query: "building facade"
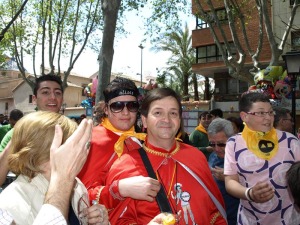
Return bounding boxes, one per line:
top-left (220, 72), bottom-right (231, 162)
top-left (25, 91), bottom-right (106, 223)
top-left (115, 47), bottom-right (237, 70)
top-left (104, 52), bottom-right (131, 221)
top-left (0, 58), bottom-right (88, 116)
top-left (0, 57), bottom-right (148, 117)
top-left (191, 0), bottom-right (300, 125)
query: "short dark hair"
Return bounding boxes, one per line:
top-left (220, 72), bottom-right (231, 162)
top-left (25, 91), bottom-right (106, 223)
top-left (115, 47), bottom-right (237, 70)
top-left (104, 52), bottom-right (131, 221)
top-left (103, 77), bottom-right (138, 103)
top-left (199, 111), bottom-right (211, 120)
top-left (226, 116), bottom-right (244, 132)
top-left (239, 92), bottom-right (270, 113)
top-left (34, 74), bottom-right (63, 96)
top-left (210, 108), bottom-right (223, 118)
top-left (9, 109), bottom-right (24, 121)
top-left (286, 162), bottom-right (300, 208)
top-left (273, 107), bottom-right (291, 127)
top-left (140, 87), bottom-right (182, 118)
top-left (93, 101), bottom-right (106, 125)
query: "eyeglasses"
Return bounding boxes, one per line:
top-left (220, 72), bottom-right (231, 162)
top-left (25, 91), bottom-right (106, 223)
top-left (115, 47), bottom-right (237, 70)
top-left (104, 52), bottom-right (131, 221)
top-left (108, 101), bottom-right (139, 113)
top-left (209, 143), bottom-right (226, 147)
top-left (246, 111), bottom-right (275, 117)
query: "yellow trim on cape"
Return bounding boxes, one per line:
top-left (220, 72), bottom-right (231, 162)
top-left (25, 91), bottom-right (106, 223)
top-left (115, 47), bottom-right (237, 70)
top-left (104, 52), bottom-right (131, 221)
top-left (241, 124), bottom-right (278, 160)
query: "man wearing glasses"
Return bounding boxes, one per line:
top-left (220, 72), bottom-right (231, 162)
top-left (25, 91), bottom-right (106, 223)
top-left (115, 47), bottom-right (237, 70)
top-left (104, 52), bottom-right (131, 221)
top-left (273, 107), bottom-right (294, 133)
top-left (207, 118), bottom-right (239, 225)
top-left (78, 77), bottom-right (160, 211)
top-left (224, 92), bottom-right (300, 224)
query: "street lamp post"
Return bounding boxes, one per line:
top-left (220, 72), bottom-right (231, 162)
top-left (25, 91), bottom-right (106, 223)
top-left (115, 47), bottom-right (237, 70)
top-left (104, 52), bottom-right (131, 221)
top-left (282, 50), bottom-right (300, 135)
top-left (61, 103), bottom-right (67, 115)
top-left (138, 44), bottom-right (144, 87)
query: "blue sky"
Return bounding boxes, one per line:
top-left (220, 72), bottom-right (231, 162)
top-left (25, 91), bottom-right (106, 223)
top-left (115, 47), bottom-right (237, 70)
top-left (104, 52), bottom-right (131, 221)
top-left (72, 7), bottom-right (193, 79)
top-left (22, 4), bottom-right (193, 80)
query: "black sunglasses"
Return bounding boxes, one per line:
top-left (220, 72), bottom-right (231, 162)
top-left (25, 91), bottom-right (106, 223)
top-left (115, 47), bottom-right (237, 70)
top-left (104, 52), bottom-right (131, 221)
top-left (209, 143), bottom-right (226, 147)
top-left (108, 101), bottom-right (139, 113)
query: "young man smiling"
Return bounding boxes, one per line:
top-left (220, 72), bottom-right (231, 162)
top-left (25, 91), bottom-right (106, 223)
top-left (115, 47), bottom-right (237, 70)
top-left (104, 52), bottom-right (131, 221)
top-left (224, 92), bottom-right (300, 224)
top-left (0, 74), bottom-right (64, 187)
top-left (33, 74), bottom-right (64, 113)
top-left (189, 111), bottom-right (213, 160)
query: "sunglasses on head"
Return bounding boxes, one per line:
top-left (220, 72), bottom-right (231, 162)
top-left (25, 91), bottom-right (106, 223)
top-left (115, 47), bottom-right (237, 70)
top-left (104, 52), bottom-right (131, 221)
top-left (209, 143), bottom-right (226, 147)
top-left (108, 101), bottom-right (139, 113)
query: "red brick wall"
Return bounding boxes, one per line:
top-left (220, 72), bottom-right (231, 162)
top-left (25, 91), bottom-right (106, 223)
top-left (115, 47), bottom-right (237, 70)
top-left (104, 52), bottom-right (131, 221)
top-left (192, 0), bottom-right (273, 70)
top-left (192, 0), bottom-right (225, 13)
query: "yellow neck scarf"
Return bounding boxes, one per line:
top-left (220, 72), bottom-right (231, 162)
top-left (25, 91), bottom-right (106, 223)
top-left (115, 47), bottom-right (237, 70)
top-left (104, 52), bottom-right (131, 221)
top-left (101, 118), bottom-right (146, 157)
top-left (241, 124), bottom-right (278, 160)
top-left (195, 124), bottom-right (207, 134)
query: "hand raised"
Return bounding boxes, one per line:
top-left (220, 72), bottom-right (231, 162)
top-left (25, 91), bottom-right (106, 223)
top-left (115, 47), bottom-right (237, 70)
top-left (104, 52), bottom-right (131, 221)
top-left (50, 119), bottom-right (93, 181)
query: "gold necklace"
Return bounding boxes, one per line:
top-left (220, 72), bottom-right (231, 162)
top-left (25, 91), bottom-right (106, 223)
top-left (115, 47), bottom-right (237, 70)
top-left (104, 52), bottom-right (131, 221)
top-left (142, 141), bottom-right (180, 157)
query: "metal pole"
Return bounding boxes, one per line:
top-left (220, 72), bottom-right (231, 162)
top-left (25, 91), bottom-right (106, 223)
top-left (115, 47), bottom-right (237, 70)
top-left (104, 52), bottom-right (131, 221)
top-left (62, 103), bottom-right (67, 115)
top-left (291, 74), bottom-right (296, 135)
top-left (138, 44), bottom-right (144, 87)
top-left (282, 51), bottom-right (300, 135)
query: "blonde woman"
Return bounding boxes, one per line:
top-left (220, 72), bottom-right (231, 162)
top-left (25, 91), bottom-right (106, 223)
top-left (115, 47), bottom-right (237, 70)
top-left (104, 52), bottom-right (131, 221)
top-left (0, 111), bottom-right (108, 225)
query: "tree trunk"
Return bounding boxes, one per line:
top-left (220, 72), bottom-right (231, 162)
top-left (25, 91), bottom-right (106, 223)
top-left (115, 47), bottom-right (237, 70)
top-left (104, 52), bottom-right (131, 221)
top-left (204, 77), bottom-right (210, 100)
top-left (183, 72), bottom-right (189, 101)
top-left (192, 73), bottom-right (199, 101)
top-left (96, 0), bottom-right (121, 102)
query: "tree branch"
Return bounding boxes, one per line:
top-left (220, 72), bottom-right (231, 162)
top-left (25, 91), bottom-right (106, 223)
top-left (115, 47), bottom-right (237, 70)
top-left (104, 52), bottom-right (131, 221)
top-left (0, 0), bottom-right (28, 42)
top-left (279, 1), bottom-right (300, 51)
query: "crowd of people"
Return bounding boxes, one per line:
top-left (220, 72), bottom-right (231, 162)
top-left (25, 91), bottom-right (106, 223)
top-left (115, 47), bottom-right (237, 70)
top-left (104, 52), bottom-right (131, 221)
top-left (0, 74), bottom-right (300, 225)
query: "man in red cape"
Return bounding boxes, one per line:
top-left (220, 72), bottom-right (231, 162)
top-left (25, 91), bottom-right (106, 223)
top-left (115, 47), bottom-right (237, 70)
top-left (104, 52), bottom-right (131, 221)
top-left (106, 88), bottom-right (227, 225)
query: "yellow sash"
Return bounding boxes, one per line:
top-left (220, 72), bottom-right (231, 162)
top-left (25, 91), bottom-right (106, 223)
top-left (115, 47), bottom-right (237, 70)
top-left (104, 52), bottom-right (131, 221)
top-left (195, 124), bottom-right (207, 134)
top-left (101, 118), bottom-right (146, 157)
top-left (241, 124), bottom-right (278, 160)
top-left (175, 131), bottom-right (184, 142)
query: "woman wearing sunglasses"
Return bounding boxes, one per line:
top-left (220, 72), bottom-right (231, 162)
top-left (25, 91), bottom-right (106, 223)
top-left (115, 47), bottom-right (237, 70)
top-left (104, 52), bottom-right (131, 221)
top-left (78, 77), bottom-right (160, 218)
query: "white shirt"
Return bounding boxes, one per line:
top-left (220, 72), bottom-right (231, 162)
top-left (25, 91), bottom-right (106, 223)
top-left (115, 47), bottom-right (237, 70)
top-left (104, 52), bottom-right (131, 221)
top-left (0, 204), bottom-right (67, 225)
top-left (0, 174), bottom-right (88, 225)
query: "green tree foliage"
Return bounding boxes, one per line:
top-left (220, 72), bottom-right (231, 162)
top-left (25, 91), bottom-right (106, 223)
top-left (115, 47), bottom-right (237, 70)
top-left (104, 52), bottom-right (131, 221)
top-left (152, 23), bottom-right (198, 101)
top-left (0, 0), bottom-right (102, 91)
top-left (3, 0), bottom-right (297, 101)
top-left (1, 0), bottom-right (194, 101)
top-left (145, 0), bottom-right (190, 43)
top-left (95, 0), bottom-right (192, 102)
top-left (0, 0), bottom-right (28, 43)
